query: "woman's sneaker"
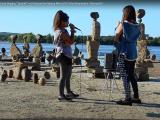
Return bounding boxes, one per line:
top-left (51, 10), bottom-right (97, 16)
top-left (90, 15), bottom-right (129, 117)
top-left (116, 99), bottom-right (132, 106)
top-left (131, 98), bottom-right (142, 104)
top-left (66, 91), bottom-right (79, 98)
top-left (58, 95), bottom-right (72, 101)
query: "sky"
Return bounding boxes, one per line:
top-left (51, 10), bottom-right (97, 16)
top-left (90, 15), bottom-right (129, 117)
top-left (0, 1), bottom-right (159, 37)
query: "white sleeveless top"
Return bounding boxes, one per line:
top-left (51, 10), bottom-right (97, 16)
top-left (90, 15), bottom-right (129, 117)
top-left (54, 28), bottom-right (72, 58)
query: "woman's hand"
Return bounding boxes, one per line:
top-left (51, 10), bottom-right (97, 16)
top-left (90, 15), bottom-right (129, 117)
top-left (69, 23), bottom-right (76, 33)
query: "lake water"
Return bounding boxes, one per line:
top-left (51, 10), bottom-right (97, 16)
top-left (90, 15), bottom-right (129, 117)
top-left (0, 42), bottom-right (160, 65)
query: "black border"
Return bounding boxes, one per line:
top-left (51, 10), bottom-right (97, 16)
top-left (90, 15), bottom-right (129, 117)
top-left (0, 0), bottom-right (160, 3)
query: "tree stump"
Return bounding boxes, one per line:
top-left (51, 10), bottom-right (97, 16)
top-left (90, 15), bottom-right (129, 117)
top-left (21, 68), bottom-right (32, 82)
top-left (14, 67), bottom-right (23, 80)
top-left (33, 73), bottom-right (39, 84)
top-left (44, 71), bottom-right (50, 79)
top-left (0, 70), bottom-right (8, 82)
top-left (8, 70), bottom-right (14, 78)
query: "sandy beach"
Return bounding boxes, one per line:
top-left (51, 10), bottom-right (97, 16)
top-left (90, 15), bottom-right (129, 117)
top-left (0, 62), bottom-right (160, 120)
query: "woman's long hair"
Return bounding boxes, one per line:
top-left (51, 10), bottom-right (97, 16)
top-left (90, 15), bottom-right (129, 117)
top-left (122, 5), bottom-right (136, 23)
top-left (53, 10), bottom-right (69, 31)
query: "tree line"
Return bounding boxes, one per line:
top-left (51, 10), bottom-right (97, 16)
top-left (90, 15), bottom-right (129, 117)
top-left (0, 32), bottom-right (160, 46)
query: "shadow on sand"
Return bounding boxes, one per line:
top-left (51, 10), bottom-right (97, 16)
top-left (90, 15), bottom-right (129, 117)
top-left (73, 97), bottom-right (160, 109)
top-left (71, 97), bottom-right (117, 105)
top-left (148, 77), bottom-right (160, 82)
top-left (46, 82), bottom-right (58, 86)
top-left (146, 112), bottom-right (160, 118)
top-left (137, 102), bottom-right (160, 109)
top-left (153, 92), bottom-right (160, 95)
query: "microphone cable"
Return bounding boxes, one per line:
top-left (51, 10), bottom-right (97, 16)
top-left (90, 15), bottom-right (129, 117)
top-left (78, 30), bottom-right (85, 95)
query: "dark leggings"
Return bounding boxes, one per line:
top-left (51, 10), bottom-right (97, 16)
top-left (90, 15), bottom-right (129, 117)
top-left (59, 60), bottom-right (72, 97)
top-left (118, 54), bottom-right (139, 99)
top-left (125, 60), bottom-right (139, 99)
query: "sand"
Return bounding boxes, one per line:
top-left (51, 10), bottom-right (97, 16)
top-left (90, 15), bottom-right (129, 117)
top-left (0, 62), bottom-right (160, 120)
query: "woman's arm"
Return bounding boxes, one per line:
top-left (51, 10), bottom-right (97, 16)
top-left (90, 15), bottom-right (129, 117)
top-left (114, 22), bottom-right (123, 43)
top-left (61, 29), bottom-right (75, 46)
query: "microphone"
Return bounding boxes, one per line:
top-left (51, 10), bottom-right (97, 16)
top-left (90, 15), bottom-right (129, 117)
top-left (69, 23), bottom-right (82, 31)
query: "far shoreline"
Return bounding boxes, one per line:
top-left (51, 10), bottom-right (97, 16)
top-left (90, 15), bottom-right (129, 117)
top-left (0, 41), bottom-right (160, 47)
top-left (0, 32), bottom-right (160, 46)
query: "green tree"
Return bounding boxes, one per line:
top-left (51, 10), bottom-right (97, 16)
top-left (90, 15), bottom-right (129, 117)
top-left (26, 33), bottom-right (36, 43)
top-left (45, 34), bottom-right (53, 43)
